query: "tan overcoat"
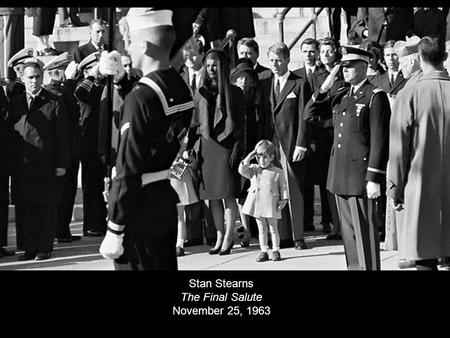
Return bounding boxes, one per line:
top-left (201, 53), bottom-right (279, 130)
top-left (388, 70), bottom-right (450, 260)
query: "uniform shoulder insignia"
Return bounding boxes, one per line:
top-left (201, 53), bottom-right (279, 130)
top-left (373, 88), bottom-right (384, 94)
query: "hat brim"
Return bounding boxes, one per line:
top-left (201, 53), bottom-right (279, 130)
top-left (341, 59), bottom-right (368, 67)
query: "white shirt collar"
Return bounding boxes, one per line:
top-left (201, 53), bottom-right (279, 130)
top-left (305, 64), bottom-right (316, 75)
top-left (352, 78), bottom-right (368, 93)
top-left (26, 88), bottom-right (42, 98)
top-left (274, 70), bottom-right (290, 90)
top-left (388, 70), bottom-right (399, 78)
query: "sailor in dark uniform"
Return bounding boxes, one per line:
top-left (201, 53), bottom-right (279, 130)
top-left (305, 46), bottom-right (391, 270)
top-left (43, 53), bottom-right (82, 243)
top-left (99, 8), bottom-right (194, 270)
top-left (5, 47), bottom-right (35, 100)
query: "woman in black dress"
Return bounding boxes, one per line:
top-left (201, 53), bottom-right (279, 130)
top-left (185, 49), bottom-right (245, 255)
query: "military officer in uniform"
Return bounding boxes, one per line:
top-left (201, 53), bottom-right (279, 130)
top-left (99, 8), bottom-right (194, 270)
top-left (6, 48), bottom-right (35, 100)
top-left (306, 46), bottom-right (391, 270)
top-left (43, 53), bottom-right (82, 243)
top-left (74, 52), bottom-right (108, 237)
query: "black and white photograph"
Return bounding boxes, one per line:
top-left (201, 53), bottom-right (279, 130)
top-left (1, 5), bottom-right (450, 321)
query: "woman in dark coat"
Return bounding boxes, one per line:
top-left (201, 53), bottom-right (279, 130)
top-left (185, 49), bottom-right (245, 255)
top-left (229, 58), bottom-right (261, 246)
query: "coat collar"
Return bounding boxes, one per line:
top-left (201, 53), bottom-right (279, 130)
top-left (270, 72), bottom-right (298, 113)
top-left (337, 79), bottom-right (371, 112)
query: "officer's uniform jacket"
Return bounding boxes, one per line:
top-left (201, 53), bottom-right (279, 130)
top-left (74, 75), bottom-right (106, 159)
top-left (308, 79), bottom-right (391, 196)
top-left (108, 68), bottom-right (194, 228)
top-left (45, 79), bottom-right (82, 162)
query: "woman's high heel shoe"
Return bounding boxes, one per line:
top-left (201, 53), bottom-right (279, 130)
top-left (219, 242), bottom-right (234, 255)
top-left (209, 246), bottom-right (222, 255)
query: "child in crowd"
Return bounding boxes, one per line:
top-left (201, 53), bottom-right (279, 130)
top-left (238, 140), bottom-right (288, 262)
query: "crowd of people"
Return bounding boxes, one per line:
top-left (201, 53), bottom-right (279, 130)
top-left (1, 7), bottom-right (450, 271)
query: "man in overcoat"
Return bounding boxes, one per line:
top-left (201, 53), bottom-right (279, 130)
top-left (8, 61), bottom-right (70, 261)
top-left (388, 36), bottom-right (450, 270)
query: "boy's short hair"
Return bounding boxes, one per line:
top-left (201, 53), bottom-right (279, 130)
top-left (255, 139), bottom-right (275, 158)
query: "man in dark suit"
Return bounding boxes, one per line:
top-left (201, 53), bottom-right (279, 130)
top-left (370, 40), bottom-right (408, 101)
top-left (293, 38), bottom-right (322, 233)
top-left (369, 41), bottom-right (407, 240)
top-left (8, 61), bottom-right (70, 261)
top-left (260, 42), bottom-right (312, 250)
top-left (237, 37), bottom-right (270, 80)
top-left (354, 7), bottom-right (414, 44)
top-left (293, 38), bottom-right (321, 88)
top-left (306, 46), bottom-right (391, 270)
top-left (74, 19), bottom-right (106, 64)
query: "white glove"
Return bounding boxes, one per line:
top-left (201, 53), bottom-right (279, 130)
top-left (65, 61), bottom-right (78, 80)
top-left (366, 181), bottom-right (381, 199)
top-left (99, 50), bottom-right (126, 82)
top-left (99, 230), bottom-right (124, 260)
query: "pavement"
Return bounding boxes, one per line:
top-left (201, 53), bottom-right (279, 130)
top-left (0, 217), bottom-right (424, 271)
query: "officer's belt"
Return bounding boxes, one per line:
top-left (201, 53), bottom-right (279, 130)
top-left (141, 169), bottom-right (170, 187)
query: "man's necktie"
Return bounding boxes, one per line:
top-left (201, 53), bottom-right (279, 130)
top-left (348, 86), bottom-right (354, 98)
top-left (191, 73), bottom-right (197, 92)
top-left (307, 68), bottom-right (313, 87)
top-left (275, 79), bottom-right (280, 100)
top-left (390, 73), bottom-right (395, 88)
top-left (28, 95), bottom-right (34, 110)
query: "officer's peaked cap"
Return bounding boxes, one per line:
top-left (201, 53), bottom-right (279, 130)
top-left (7, 48), bottom-right (35, 68)
top-left (340, 45), bottom-right (372, 66)
top-left (78, 52), bottom-right (100, 71)
top-left (43, 52), bottom-right (71, 71)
